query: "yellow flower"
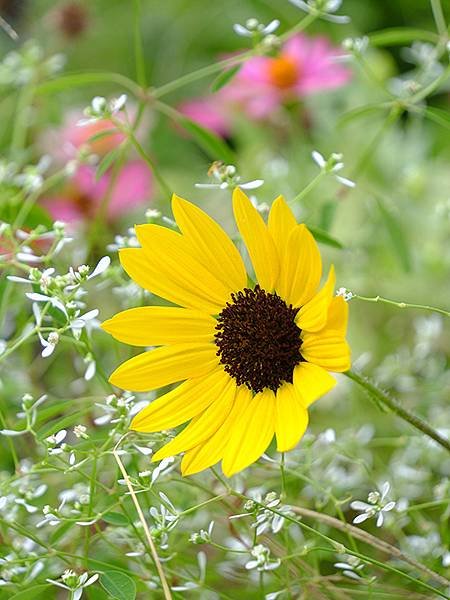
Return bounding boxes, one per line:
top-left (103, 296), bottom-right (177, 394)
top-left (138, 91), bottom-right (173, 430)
top-left (102, 189), bottom-right (350, 477)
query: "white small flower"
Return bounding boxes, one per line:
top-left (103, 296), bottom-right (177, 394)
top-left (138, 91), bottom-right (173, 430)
top-left (288, 0), bottom-right (350, 23)
top-left (233, 18), bottom-right (280, 39)
top-left (312, 150), bottom-right (355, 188)
top-left (351, 482), bottom-right (396, 527)
top-left (196, 162), bottom-right (263, 191)
top-left (245, 544), bottom-right (280, 571)
top-left (336, 287), bottom-right (353, 302)
top-left (73, 425), bottom-right (88, 439)
top-left (342, 36), bottom-right (369, 55)
top-left (78, 95), bottom-right (127, 126)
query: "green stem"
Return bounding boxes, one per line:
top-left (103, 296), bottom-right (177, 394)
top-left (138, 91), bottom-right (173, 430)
top-left (345, 370), bottom-right (450, 453)
top-left (133, 0), bottom-right (147, 87)
top-left (408, 62), bottom-right (450, 104)
top-left (290, 171), bottom-right (326, 205)
top-left (430, 0), bottom-right (448, 38)
top-left (152, 13), bottom-right (317, 99)
top-left (11, 83), bottom-right (35, 153)
top-left (125, 128), bottom-right (172, 198)
top-left (0, 407), bottom-right (19, 469)
top-left (354, 293), bottom-right (450, 317)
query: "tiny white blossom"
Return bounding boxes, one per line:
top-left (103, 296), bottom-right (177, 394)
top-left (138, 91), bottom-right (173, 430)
top-left (312, 151), bottom-right (355, 188)
top-left (351, 482), bottom-right (396, 527)
top-left (288, 0), bottom-right (350, 24)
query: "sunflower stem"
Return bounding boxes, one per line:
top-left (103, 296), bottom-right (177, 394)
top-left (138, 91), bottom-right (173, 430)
top-left (354, 293), bottom-right (450, 317)
top-left (345, 370), bottom-right (450, 454)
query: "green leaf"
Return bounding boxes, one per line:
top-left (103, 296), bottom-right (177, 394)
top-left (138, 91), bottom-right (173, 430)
top-left (338, 103), bottom-right (388, 127)
top-left (10, 585), bottom-right (52, 600)
top-left (308, 226), bottom-right (344, 249)
top-left (96, 147), bottom-right (122, 180)
top-left (422, 106), bottom-right (450, 130)
top-left (36, 72), bottom-right (140, 96)
top-left (375, 195), bottom-right (411, 272)
top-left (211, 65), bottom-right (241, 92)
top-left (100, 571), bottom-right (136, 600)
top-left (88, 128), bottom-right (121, 143)
top-left (179, 117), bottom-right (235, 163)
top-left (369, 28), bottom-right (439, 47)
top-left (103, 512), bottom-right (130, 526)
top-left (0, 201), bottom-right (53, 230)
top-left (38, 410), bottom-right (90, 440)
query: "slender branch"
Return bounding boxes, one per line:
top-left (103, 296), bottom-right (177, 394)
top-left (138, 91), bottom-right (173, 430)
top-left (152, 13), bottom-right (317, 99)
top-left (430, 0), bottom-right (448, 38)
top-left (345, 370), bottom-right (450, 453)
top-left (290, 505), bottom-right (450, 589)
top-left (354, 294), bottom-right (450, 317)
top-left (113, 436), bottom-right (172, 600)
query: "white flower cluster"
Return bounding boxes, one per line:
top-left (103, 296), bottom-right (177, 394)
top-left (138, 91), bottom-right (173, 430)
top-left (78, 94), bottom-right (127, 127)
top-left (288, 0), bottom-right (350, 24)
top-left (351, 481), bottom-right (396, 527)
top-left (0, 40), bottom-right (65, 86)
top-left (196, 162), bottom-right (264, 191)
top-left (312, 150), bottom-right (355, 188)
top-left (46, 570), bottom-right (98, 600)
top-left (233, 18), bottom-right (280, 49)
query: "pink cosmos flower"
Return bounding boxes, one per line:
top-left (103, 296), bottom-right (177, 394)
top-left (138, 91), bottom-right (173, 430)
top-left (41, 161), bottom-right (153, 224)
top-left (178, 33), bottom-right (351, 133)
top-left (223, 34), bottom-right (351, 118)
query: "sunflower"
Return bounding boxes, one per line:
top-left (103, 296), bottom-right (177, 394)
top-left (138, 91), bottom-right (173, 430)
top-left (102, 189), bottom-right (350, 476)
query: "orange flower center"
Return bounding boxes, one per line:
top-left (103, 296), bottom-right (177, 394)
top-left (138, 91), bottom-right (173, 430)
top-left (267, 55), bottom-right (299, 89)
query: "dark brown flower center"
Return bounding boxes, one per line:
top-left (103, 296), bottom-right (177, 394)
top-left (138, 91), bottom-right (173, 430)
top-left (214, 286), bottom-right (303, 393)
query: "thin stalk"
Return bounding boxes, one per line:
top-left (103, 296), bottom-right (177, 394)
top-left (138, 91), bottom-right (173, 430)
top-left (152, 13), bottom-right (317, 99)
top-left (290, 171), bottom-right (326, 205)
top-left (11, 83), bottom-right (35, 153)
top-left (113, 435), bottom-right (172, 600)
top-left (0, 407), bottom-right (19, 469)
top-left (345, 370), bottom-right (450, 453)
top-left (354, 293), bottom-right (450, 318)
top-left (289, 505), bottom-right (450, 589)
top-left (430, 0), bottom-right (448, 38)
top-left (133, 0), bottom-right (147, 87)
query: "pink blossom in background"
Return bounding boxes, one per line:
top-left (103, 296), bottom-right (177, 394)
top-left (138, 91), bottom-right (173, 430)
top-left (41, 161), bottom-right (153, 225)
top-left (223, 34), bottom-right (351, 119)
top-left (178, 97), bottom-right (232, 137)
top-left (40, 111), bottom-right (126, 165)
top-left (178, 34), bottom-right (351, 133)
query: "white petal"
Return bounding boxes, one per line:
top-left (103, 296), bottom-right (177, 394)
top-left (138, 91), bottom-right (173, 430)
top-left (312, 150), bottom-right (326, 168)
top-left (353, 513), bottom-right (371, 524)
top-left (88, 256), bottom-right (110, 279)
top-left (335, 175), bottom-right (356, 188)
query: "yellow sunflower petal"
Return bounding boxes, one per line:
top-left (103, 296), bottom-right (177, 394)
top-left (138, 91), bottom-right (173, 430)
top-left (222, 388), bottom-right (275, 477)
top-left (277, 224), bottom-right (322, 308)
top-left (268, 195), bottom-right (297, 262)
top-left (232, 187), bottom-right (278, 291)
top-left (293, 362), bottom-right (336, 407)
top-left (101, 307), bottom-right (216, 347)
top-left (109, 343), bottom-right (219, 392)
top-left (301, 333), bottom-right (351, 372)
top-left (134, 224), bottom-right (232, 313)
top-left (275, 382), bottom-right (309, 452)
top-left (130, 368), bottom-right (231, 432)
top-left (172, 194), bottom-right (247, 291)
top-left (296, 266), bottom-right (335, 333)
top-left (325, 296), bottom-right (349, 335)
top-left (152, 378), bottom-right (236, 461)
top-left (181, 385), bottom-right (252, 476)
